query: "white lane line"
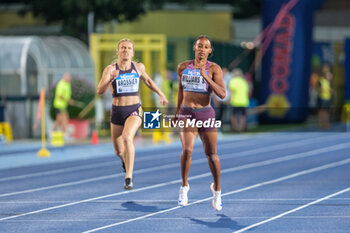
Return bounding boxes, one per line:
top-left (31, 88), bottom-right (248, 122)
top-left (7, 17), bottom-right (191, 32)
top-left (0, 180), bottom-right (180, 222)
top-left (0, 174), bottom-right (118, 198)
top-left (82, 206), bottom-right (182, 233)
top-left (2, 197), bottom-right (350, 204)
top-left (0, 150), bottom-right (181, 183)
top-left (0, 161), bottom-right (180, 198)
top-left (0, 151), bottom-right (177, 183)
top-left (188, 142), bottom-right (350, 180)
top-left (0, 161), bottom-right (114, 183)
top-left (0, 132), bottom-right (317, 182)
top-left (4, 216), bottom-right (350, 223)
top-left (1, 138), bottom-right (349, 198)
top-left (82, 158), bottom-right (350, 233)
top-left (233, 186), bottom-right (350, 233)
top-left (228, 133), bottom-right (350, 159)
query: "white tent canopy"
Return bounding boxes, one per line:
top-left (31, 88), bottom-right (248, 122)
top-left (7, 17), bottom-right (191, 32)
top-left (0, 36), bottom-right (94, 138)
top-left (0, 36), bottom-right (94, 96)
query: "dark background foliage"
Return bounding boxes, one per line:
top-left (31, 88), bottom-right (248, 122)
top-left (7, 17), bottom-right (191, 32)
top-left (1, 0), bottom-right (261, 42)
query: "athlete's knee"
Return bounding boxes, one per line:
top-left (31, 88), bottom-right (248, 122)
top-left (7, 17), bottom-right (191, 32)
top-left (206, 153), bottom-right (219, 162)
top-left (122, 134), bottom-right (133, 146)
top-left (182, 147), bottom-right (193, 158)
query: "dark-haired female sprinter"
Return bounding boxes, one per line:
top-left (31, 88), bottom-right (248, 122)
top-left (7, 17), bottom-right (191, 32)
top-left (176, 35), bottom-right (225, 211)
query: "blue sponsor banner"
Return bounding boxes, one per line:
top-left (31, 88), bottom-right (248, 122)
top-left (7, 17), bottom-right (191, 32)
top-left (260, 0), bottom-right (325, 123)
top-left (345, 38), bottom-right (350, 101)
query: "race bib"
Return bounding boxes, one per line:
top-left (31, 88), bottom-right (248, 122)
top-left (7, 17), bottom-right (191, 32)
top-left (115, 73), bottom-right (140, 93)
top-left (182, 69), bottom-right (208, 93)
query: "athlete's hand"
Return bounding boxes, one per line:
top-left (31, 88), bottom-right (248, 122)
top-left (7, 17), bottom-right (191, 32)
top-left (199, 66), bottom-right (207, 79)
top-left (160, 94), bottom-right (168, 106)
top-left (110, 69), bottom-right (119, 82)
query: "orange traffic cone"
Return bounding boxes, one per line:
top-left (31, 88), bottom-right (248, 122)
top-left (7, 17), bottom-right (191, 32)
top-left (91, 130), bottom-right (99, 145)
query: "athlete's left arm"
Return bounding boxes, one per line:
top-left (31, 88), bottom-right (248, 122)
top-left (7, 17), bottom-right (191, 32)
top-left (138, 63), bottom-right (168, 106)
top-left (200, 64), bottom-right (226, 99)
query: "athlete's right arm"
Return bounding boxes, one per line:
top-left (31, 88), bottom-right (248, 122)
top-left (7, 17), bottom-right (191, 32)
top-left (97, 65), bottom-right (118, 96)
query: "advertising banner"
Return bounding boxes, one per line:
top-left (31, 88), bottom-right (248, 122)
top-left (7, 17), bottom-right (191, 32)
top-left (260, 0), bottom-right (325, 123)
top-left (345, 38), bottom-right (350, 101)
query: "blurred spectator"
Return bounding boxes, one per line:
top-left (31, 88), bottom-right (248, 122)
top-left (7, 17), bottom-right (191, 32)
top-left (53, 73), bottom-right (74, 136)
top-left (213, 67), bottom-right (231, 124)
top-left (309, 71), bottom-right (319, 111)
top-left (229, 68), bottom-right (250, 132)
top-left (317, 64), bottom-right (333, 129)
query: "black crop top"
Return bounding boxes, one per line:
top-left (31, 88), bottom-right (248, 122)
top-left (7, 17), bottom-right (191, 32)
top-left (111, 62), bottom-right (140, 97)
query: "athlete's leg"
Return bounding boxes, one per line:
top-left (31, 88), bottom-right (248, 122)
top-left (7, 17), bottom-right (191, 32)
top-left (178, 128), bottom-right (197, 206)
top-left (179, 129), bottom-right (198, 187)
top-left (199, 130), bottom-right (222, 211)
top-left (199, 130), bottom-right (221, 191)
top-left (122, 116), bottom-right (142, 179)
top-left (110, 123), bottom-right (125, 166)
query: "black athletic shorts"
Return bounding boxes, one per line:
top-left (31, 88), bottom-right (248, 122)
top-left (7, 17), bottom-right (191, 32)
top-left (110, 103), bottom-right (143, 126)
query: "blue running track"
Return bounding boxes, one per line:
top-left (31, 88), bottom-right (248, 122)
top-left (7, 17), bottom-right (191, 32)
top-left (0, 132), bottom-right (350, 233)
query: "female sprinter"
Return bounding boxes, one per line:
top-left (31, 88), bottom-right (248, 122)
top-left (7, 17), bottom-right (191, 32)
top-left (176, 35), bottom-right (225, 211)
top-left (97, 38), bottom-right (168, 189)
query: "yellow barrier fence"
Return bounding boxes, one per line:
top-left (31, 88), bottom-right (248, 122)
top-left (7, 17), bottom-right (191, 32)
top-left (0, 122), bottom-right (13, 142)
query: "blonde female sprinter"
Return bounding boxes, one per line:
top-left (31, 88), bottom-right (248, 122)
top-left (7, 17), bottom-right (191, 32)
top-left (97, 39), bottom-right (168, 189)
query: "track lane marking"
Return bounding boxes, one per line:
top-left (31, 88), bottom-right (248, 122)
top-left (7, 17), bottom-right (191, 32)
top-left (0, 132), bottom-right (321, 182)
top-left (1, 139), bottom-right (349, 198)
top-left (82, 158), bottom-right (350, 232)
top-left (233, 186), bottom-right (350, 233)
